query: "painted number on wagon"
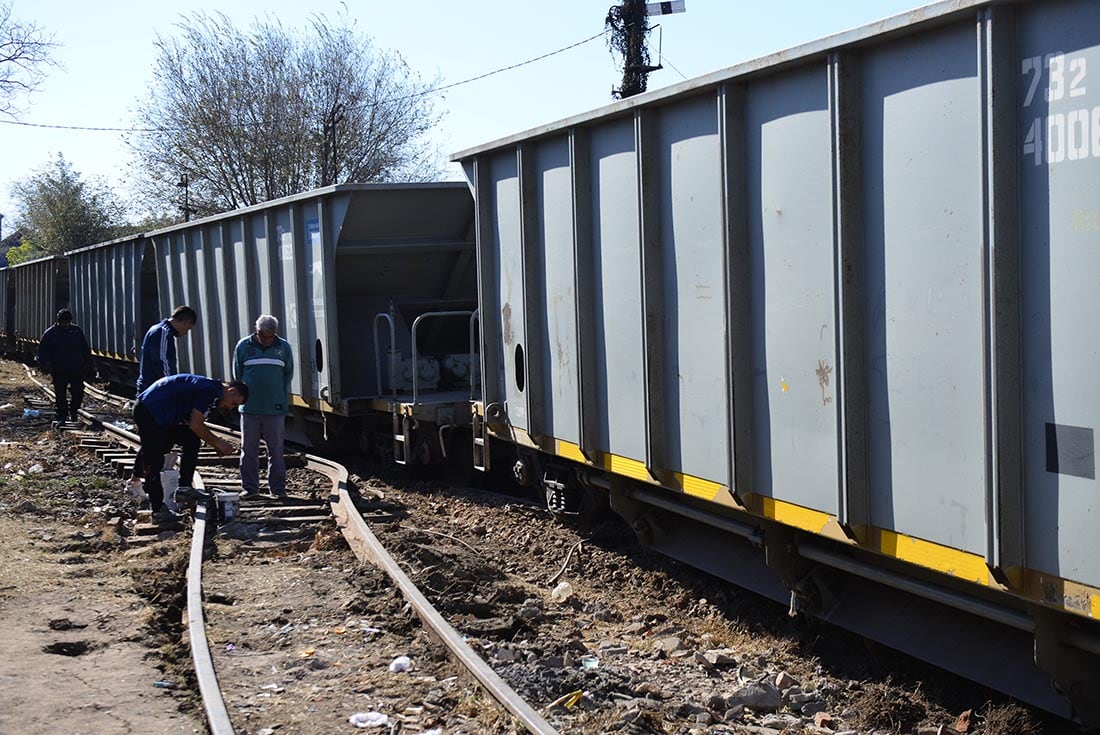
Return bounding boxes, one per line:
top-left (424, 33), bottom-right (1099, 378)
top-left (1021, 52), bottom-right (1096, 166)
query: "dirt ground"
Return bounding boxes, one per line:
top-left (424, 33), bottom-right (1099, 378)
top-left (0, 361), bottom-right (201, 734)
top-left (0, 357), bottom-right (1069, 735)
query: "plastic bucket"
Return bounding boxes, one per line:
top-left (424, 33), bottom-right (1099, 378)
top-left (216, 492), bottom-right (240, 522)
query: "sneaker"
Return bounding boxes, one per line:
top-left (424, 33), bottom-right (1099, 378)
top-left (240, 489), bottom-right (257, 499)
top-left (174, 486), bottom-right (209, 501)
top-left (154, 506), bottom-right (185, 526)
top-left (69, 412), bottom-right (79, 422)
top-left (271, 490), bottom-right (287, 499)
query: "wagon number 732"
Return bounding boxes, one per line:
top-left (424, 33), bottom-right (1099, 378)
top-left (1021, 52), bottom-right (1095, 166)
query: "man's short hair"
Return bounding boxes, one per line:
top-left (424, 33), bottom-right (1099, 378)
top-left (255, 314), bottom-right (279, 334)
top-left (56, 308), bottom-right (73, 323)
top-left (171, 305), bottom-right (197, 323)
top-left (228, 379), bottom-right (250, 403)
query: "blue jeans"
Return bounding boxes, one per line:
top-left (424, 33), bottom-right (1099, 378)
top-left (240, 413), bottom-right (286, 494)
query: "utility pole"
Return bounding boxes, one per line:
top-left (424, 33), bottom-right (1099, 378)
top-left (321, 103), bottom-right (345, 187)
top-left (177, 172), bottom-right (196, 221)
top-left (605, 0), bottom-right (686, 99)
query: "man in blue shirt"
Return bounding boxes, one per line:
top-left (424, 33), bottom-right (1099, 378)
top-left (135, 305), bottom-right (197, 393)
top-left (233, 314), bottom-right (294, 498)
top-left (132, 374), bottom-right (248, 525)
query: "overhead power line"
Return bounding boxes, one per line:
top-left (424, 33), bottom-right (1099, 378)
top-left (0, 29), bottom-right (610, 134)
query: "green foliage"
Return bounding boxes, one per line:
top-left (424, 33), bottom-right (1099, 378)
top-left (9, 153), bottom-right (124, 256)
top-left (3, 238), bottom-right (38, 265)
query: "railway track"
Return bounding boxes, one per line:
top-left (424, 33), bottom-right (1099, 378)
top-left (16, 368), bottom-right (1070, 733)
top-left (26, 370), bottom-right (559, 735)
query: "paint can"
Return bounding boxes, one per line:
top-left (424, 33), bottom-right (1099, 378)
top-left (216, 491), bottom-right (240, 522)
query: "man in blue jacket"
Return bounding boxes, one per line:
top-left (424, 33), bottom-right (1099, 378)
top-left (37, 309), bottom-right (92, 422)
top-left (233, 314), bottom-right (294, 498)
top-left (135, 305), bottom-right (197, 393)
top-left (133, 374), bottom-right (247, 525)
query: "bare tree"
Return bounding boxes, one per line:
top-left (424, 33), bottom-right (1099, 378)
top-left (128, 13), bottom-right (442, 216)
top-left (0, 2), bottom-right (58, 117)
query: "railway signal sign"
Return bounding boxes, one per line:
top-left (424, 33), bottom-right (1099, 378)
top-left (645, 1), bottom-right (685, 15)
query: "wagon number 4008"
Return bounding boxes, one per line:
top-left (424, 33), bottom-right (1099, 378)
top-left (1021, 52), bottom-right (1096, 166)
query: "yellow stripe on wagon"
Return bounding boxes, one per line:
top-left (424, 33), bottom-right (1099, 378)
top-left (875, 529), bottom-right (990, 585)
top-left (760, 497), bottom-right (832, 535)
top-left (553, 440), bottom-right (723, 499)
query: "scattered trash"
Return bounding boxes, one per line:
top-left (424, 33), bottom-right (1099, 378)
top-left (422, 729), bottom-right (443, 735)
top-left (0, 403), bottom-right (13, 410)
top-left (388, 655), bottom-right (412, 672)
top-left (297, 647), bottom-right (316, 658)
top-left (348, 711), bottom-right (390, 728)
top-left (548, 689), bottom-right (585, 710)
top-left (257, 729), bottom-right (278, 735)
top-left (153, 680), bottom-right (176, 689)
top-left (330, 625), bottom-right (347, 634)
top-left (551, 581), bottom-right (574, 602)
top-left (3, 462), bottom-right (12, 470)
top-left (27, 463), bottom-right (44, 474)
top-left (21, 409), bottom-right (40, 419)
top-left (580, 655), bottom-right (599, 669)
top-left (126, 477), bottom-right (146, 500)
top-left (225, 643), bottom-right (236, 651)
top-left (260, 683), bottom-right (284, 693)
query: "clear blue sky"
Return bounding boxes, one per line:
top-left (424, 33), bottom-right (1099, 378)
top-left (1, 0), bottom-right (924, 233)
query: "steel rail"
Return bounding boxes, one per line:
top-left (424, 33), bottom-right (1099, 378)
top-left (26, 367), bottom-right (237, 735)
top-left (89, 412), bottom-right (237, 734)
top-left (185, 499), bottom-right (236, 735)
top-left (36, 369), bottom-right (558, 733)
top-left (313, 453), bottom-right (560, 735)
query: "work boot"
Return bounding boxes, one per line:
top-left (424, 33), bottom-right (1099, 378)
top-left (154, 506), bottom-right (185, 526)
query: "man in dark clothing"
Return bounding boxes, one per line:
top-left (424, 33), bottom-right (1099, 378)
top-left (136, 305), bottom-right (197, 393)
top-left (133, 374), bottom-right (247, 524)
top-left (36, 309), bottom-right (92, 422)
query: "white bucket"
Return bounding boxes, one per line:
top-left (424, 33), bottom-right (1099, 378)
top-left (217, 492), bottom-right (240, 522)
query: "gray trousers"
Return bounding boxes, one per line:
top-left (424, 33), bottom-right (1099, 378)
top-left (240, 413), bottom-right (286, 494)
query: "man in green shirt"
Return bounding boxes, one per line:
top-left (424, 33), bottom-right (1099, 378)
top-left (233, 315), bottom-right (294, 498)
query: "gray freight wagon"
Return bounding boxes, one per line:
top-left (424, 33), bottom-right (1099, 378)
top-left (455, 0), bottom-right (1100, 721)
top-left (9, 255), bottom-right (69, 358)
top-left (146, 184), bottom-right (478, 457)
top-left (66, 235), bottom-right (159, 387)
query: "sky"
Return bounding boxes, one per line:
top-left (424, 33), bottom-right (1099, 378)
top-left (0, 0), bottom-right (926, 234)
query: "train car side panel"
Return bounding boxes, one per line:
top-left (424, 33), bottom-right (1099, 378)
top-left (653, 96), bottom-right (730, 486)
top-left (589, 120), bottom-right (648, 464)
top-left (488, 153), bottom-right (528, 430)
top-left (746, 67), bottom-right (839, 512)
top-left (1019, 1), bottom-right (1100, 588)
top-left (862, 24), bottom-right (987, 555)
top-left (532, 138), bottom-right (580, 445)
